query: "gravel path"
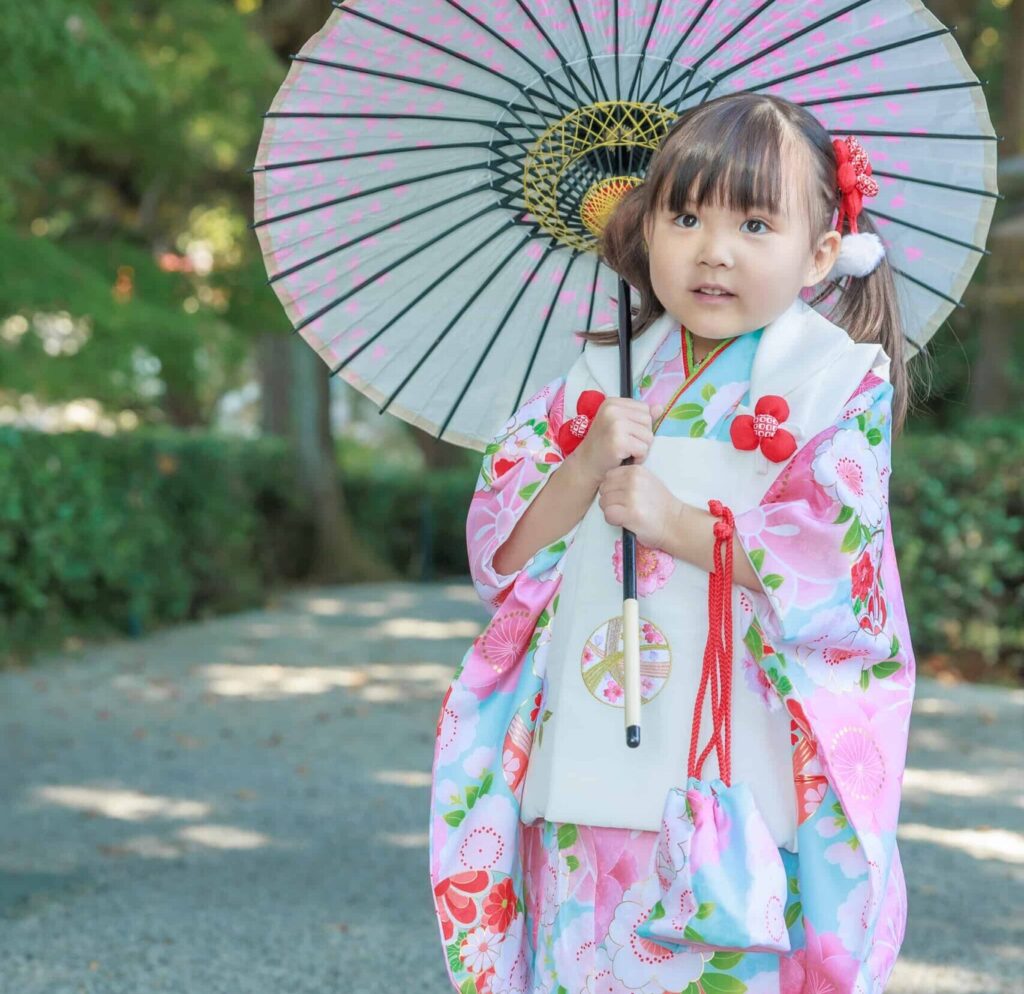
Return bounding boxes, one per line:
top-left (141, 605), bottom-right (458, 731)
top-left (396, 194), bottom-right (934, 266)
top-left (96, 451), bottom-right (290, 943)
top-left (1, 582), bottom-right (1021, 993)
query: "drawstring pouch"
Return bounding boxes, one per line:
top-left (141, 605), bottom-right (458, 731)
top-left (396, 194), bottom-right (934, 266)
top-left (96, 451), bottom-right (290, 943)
top-left (635, 501), bottom-right (791, 954)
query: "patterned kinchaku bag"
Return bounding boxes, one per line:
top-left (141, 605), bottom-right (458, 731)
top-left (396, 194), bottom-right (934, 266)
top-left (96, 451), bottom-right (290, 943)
top-left (635, 502), bottom-right (791, 955)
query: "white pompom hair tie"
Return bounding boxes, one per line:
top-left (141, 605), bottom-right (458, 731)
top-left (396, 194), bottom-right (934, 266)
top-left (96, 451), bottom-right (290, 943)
top-left (827, 231), bottom-right (886, 280)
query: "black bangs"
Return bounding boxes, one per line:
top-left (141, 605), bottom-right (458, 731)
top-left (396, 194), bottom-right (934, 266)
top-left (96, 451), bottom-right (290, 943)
top-left (653, 100), bottom-right (791, 220)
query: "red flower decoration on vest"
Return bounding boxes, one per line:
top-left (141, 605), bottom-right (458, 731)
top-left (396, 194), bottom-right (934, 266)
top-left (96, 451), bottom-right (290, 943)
top-left (730, 395), bottom-right (798, 463)
top-left (833, 135), bottom-right (879, 235)
top-left (557, 389), bottom-right (606, 455)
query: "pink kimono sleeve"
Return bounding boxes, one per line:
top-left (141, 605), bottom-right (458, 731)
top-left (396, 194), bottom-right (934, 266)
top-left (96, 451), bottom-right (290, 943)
top-left (466, 376), bottom-right (576, 613)
top-left (731, 373), bottom-right (901, 690)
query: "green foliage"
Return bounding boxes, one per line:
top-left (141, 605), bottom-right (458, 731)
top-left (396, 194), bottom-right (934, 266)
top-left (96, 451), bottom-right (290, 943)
top-left (0, 426), bottom-right (310, 662)
top-left (891, 416), bottom-right (1023, 671)
top-left (3, 415), bottom-right (1021, 675)
top-left (343, 463), bottom-right (478, 580)
top-left (0, 1), bottom-right (287, 422)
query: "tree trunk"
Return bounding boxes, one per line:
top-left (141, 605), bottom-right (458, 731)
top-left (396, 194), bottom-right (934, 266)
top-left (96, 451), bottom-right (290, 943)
top-left (409, 430), bottom-right (476, 471)
top-left (258, 332), bottom-right (391, 583)
top-left (967, 0), bottom-right (1022, 417)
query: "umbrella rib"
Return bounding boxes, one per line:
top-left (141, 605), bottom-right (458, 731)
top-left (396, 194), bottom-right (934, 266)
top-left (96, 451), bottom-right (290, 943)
top-left (626, 0), bottom-right (670, 103)
top-left (436, 241), bottom-right (561, 439)
top-left (863, 208), bottom-right (990, 256)
top-left (290, 54), bottom-right (552, 123)
top-left (376, 237), bottom-right (533, 416)
top-left (820, 278), bottom-right (923, 356)
top-left (268, 179), bottom-right (496, 285)
top-left (561, 0), bottom-right (613, 104)
top-left (613, 0), bottom-right (622, 100)
top-left (327, 219), bottom-right (520, 374)
top-left (255, 140), bottom-right (500, 174)
top-left (890, 266), bottom-right (966, 310)
top-left (296, 202), bottom-right (498, 335)
top-left (870, 169), bottom-right (1001, 201)
top-left (669, 0), bottom-right (873, 106)
top-left (253, 160), bottom-right (487, 231)
top-left (437, 0), bottom-right (598, 108)
top-left (330, 3), bottom-right (580, 118)
top-left (556, 0), bottom-right (618, 179)
top-left (261, 110), bottom-right (542, 165)
top-left (796, 79), bottom-right (983, 110)
top-left (686, 27), bottom-right (955, 104)
top-left (638, 0), bottom-right (725, 106)
top-left (825, 127), bottom-right (996, 141)
top-left (263, 111), bottom-right (493, 124)
top-left (675, 0), bottom-right (783, 105)
top-left (560, 0), bottom-right (627, 179)
top-left (510, 249), bottom-right (586, 418)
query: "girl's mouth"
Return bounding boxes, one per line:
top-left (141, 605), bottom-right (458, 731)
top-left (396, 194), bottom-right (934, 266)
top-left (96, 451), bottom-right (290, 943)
top-left (693, 289), bottom-right (736, 304)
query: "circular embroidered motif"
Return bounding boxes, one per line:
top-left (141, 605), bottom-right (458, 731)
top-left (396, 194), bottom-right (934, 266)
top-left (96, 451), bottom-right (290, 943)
top-left (580, 616), bottom-right (671, 707)
top-left (829, 725), bottom-right (887, 800)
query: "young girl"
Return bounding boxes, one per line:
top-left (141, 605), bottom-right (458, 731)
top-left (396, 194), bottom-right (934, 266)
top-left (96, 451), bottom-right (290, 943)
top-left (430, 92), bottom-right (915, 994)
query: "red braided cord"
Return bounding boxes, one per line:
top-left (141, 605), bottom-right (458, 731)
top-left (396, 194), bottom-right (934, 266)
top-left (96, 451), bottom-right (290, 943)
top-left (694, 545), bottom-right (725, 777)
top-left (687, 501), bottom-right (736, 785)
top-left (719, 510), bottom-right (734, 784)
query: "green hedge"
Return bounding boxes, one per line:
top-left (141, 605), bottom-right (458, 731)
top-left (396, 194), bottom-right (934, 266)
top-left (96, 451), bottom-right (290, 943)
top-left (891, 417), bottom-right (1022, 674)
top-left (1, 420), bottom-right (1020, 676)
top-left (0, 427), bottom-right (312, 661)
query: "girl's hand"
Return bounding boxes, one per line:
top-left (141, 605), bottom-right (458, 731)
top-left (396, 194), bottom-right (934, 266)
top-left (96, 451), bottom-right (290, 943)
top-left (571, 398), bottom-right (666, 485)
top-left (597, 463), bottom-right (683, 551)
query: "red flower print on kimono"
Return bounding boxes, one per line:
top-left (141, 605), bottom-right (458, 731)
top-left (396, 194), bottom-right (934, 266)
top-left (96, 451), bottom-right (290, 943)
top-left (482, 877), bottom-right (518, 932)
top-left (850, 549), bottom-right (874, 600)
top-left (435, 870), bottom-right (491, 942)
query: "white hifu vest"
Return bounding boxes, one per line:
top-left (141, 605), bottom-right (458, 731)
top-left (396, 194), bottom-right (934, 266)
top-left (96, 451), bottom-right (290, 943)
top-left (519, 298), bottom-right (890, 850)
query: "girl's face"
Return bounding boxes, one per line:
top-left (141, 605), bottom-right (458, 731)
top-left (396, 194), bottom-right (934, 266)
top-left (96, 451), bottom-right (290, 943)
top-left (643, 158), bottom-right (841, 344)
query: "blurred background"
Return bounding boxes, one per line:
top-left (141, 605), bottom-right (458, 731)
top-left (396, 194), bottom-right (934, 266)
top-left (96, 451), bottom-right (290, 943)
top-left (0, 2), bottom-right (1020, 992)
top-left (0, 0), bottom-right (1020, 676)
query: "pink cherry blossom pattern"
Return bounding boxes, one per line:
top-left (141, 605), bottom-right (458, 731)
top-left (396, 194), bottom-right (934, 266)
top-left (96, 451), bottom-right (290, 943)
top-left (612, 538), bottom-right (675, 595)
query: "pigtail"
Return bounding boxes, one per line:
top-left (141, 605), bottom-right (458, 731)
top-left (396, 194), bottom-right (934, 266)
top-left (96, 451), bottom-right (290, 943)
top-left (823, 213), bottom-right (924, 439)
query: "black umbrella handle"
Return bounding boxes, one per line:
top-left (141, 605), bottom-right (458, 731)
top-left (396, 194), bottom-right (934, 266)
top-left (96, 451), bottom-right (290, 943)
top-left (618, 278), bottom-right (641, 749)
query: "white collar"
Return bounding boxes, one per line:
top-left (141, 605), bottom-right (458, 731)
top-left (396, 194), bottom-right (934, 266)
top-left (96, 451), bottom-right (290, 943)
top-left (581, 296), bottom-right (889, 402)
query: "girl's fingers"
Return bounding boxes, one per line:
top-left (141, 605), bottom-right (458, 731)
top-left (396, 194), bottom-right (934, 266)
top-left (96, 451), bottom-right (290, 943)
top-left (604, 398), bottom-right (656, 426)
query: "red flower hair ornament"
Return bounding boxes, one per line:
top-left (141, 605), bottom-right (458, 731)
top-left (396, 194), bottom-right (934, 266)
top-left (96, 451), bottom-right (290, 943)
top-left (557, 389), bottom-right (606, 455)
top-left (730, 394), bottom-right (801, 466)
top-left (827, 135), bottom-right (886, 280)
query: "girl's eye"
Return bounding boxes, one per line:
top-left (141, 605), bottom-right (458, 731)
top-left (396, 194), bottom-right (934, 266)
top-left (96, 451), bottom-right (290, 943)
top-left (674, 214), bottom-right (771, 234)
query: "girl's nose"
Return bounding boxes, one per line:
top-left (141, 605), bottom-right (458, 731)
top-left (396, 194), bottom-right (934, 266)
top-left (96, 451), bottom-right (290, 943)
top-left (697, 239), bottom-right (733, 267)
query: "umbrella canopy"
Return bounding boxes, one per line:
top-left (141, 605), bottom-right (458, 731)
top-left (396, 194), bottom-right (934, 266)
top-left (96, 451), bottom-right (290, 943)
top-left (253, 0), bottom-right (998, 450)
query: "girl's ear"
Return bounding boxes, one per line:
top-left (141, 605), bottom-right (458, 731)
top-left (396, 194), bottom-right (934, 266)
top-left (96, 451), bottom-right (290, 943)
top-left (806, 229), bottom-right (842, 286)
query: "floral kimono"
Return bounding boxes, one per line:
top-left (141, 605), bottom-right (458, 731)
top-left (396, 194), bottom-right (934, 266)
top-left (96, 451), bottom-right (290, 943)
top-left (430, 300), bottom-right (915, 994)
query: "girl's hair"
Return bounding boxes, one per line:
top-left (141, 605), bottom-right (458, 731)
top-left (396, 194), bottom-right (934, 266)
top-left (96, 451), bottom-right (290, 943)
top-left (590, 91), bottom-right (920, 436)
